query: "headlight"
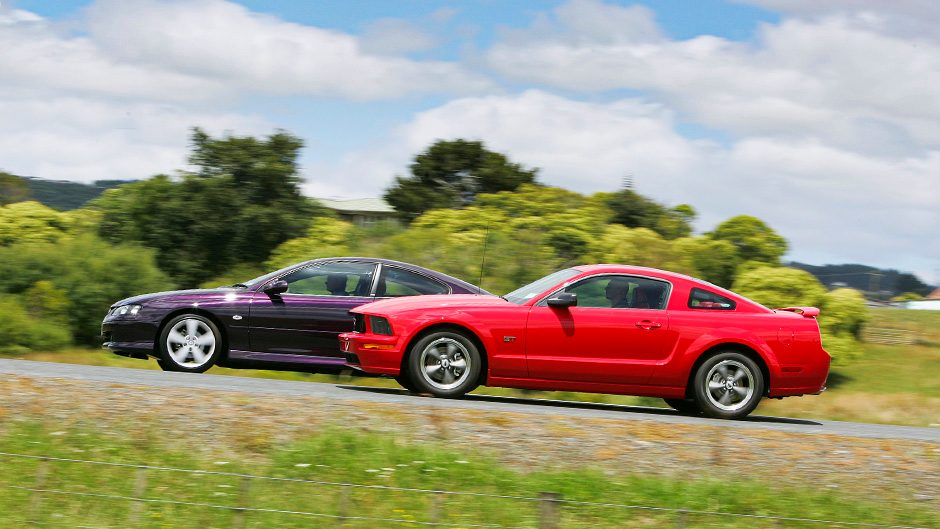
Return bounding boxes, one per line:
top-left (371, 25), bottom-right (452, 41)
top-left (112, 304), bottom-right (142, 317)
top-left (368, 316), bottom-right (393, 335)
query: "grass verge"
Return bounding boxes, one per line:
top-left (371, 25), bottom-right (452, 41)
top-left (0, 421), bottom-right (936, 529)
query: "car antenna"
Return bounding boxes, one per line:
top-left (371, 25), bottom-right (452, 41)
top-left (477, 222), bottom-right (490, 295)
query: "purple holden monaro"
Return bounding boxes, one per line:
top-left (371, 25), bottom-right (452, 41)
top-left (102, 258), bottom-right (486, 374)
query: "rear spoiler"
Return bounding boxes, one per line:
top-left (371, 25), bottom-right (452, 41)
top-left (777, 306), bottom-right (820, 318)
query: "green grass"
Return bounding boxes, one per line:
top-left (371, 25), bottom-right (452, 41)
top-left (0, 422), bottom-right (934, 529)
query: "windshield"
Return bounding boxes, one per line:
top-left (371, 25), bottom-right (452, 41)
top-left (503, 268), bottom-right (580, 305)
top-left (240, 263), bottom-right (305, 289)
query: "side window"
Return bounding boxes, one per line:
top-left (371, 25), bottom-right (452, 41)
top-left (688, 288), bottom-right (736, 310)
top-left (563, 275), bottom-right (668, 309)
top-left (377, 267), bottom-right (449, 297)
top-left (279, 262), bottom-right (376, 296)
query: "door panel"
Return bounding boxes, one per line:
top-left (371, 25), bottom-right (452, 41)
top-left (524, 306), bottom-right (672, 385)
top-left (249, 294), bottom-right (372, 356)
top-left (248, 261), bottom-right (377, 357)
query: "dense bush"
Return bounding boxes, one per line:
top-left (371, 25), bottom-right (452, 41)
top-left (0, 235), bottom-right (172, 345)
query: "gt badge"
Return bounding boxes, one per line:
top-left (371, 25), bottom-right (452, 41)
top-left (503, 336), bottom-right (516, 343)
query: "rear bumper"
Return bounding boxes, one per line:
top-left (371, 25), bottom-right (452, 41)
top-left (768, 347), bottom-right (830, 398)
top-left (338, 332), bottom-right (404, 376)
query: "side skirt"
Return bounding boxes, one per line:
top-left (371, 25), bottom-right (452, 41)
top-left (486, 376), bottom-right (686, 399)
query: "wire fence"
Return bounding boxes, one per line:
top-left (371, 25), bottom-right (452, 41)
top-left (863, 327), bottom-right (919, 345)
top-left (0, 451), bottom-right (932, 529)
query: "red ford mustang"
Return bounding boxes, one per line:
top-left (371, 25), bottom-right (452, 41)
top-left (339, 265), bottom-right (830, 419)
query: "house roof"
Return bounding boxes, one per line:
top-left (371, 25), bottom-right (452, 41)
top-left (317, 198), bottom-right (395, 214)
top-left (926, 287), bottom-right (940, 300)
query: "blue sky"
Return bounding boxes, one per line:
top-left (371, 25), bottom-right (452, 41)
top-left (1, 0), bottom-right (938, 282)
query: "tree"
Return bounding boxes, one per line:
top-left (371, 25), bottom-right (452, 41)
top-left (709, 215), bottom-right (788, 265)
top-left (95, 129), bottom-right (323, 286)
top-left (590, 226), bottom-right (695, 273)
top-left (604, 190), bottom-right (695, 240)
top-left (384, 140), bottom-right (538, 221)
top-left (0, 235), bottom-right (172, 345)
top-left (266, 217), bottom-right (356, 269)
top-left (672, 237), bottom-right (739, 287)
top-left (0, 172), bottom-right (30, 205)
top-left (0, 201), bottom-right (71, 246)
top-left (731, 266), bottom-right (826, 309)
top-left (820, 288), bottom-right (868, 339)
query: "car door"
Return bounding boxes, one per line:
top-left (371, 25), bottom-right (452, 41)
top-left (524, 274), bottom-right (675, 385)
top-left (249, 261), bottom-right (377, 358)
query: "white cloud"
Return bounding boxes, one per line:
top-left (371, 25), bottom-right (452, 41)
top-left (83, 0), bottom-right (493, 100)
top-left (735, 0), bottom-right (940, 38)
top-left (303, 90), bottom-right (712, 199)
top-left (359, 18), bottom-right (439, 56)
top-left (0, 96), bottom-right (269, 182)
top-left (0, 0), bottom-right (493, 182)
top-left (486, 3), bottom-right (940, 154)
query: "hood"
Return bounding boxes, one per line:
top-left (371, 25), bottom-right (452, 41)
top-left (351, 294), bottom-right (508, 315)
top-left (111, 288), bottom-right (240, 308)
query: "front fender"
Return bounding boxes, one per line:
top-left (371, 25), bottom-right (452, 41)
top-left (403, 311), bottom-right (496, 350)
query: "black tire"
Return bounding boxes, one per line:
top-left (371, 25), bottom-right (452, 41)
top-left (406, 330), bottom-right (482, 397)
top-left (157, 314), bottom-right (222, 373)
top-left (693, 351), bottom-right (764, 419)
top-left (395, 374), bottom-right (419, 393)
top-left (663, 398), bottom-right (700, 415)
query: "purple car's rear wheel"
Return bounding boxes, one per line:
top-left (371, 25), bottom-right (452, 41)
top-left (406, 330), bottom-right (482, 397)
top-left (158, 314), bottom-right (221, 373)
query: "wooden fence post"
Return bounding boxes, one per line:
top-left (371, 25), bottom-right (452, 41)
top-left (427, 490), bottom-right (443, 529)
top-left (126, 467), bottom-right (149, 525)
top-left (232, 475), bottom-right (252, 529)
top-left (538, 492), bottom-right (561, 529)
top-left (28, 457), bottom-right (50, 526)
top-left (335, 484), bottom-right (350, 528)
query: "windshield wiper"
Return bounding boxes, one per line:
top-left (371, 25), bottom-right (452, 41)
top-left (231, 283), bottom-right (249, 288)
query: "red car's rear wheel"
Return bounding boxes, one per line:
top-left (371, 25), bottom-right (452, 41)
top-left (693, 351), bottom-right (764, 419)
top-left (406, 330), bottom-right (481, 397)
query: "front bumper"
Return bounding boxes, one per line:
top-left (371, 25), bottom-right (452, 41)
top-left (339, 332), bottom-right (403, 376)
top-left (101, 320), bottom-right (157, 358)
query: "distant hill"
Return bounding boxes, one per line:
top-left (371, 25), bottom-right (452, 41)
top-left (1, 174), bottom-right (133, 210)
top-left (788, 262), bottom-right (934, 297)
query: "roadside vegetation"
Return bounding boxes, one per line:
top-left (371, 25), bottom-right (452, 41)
top-left (0, 421), bottom-right (935, 529)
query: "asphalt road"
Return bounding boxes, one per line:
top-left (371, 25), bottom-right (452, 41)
top-left (1, 359), bottom-right (937, 442)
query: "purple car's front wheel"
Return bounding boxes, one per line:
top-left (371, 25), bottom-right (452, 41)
top-left (158, 314), bottom-right (221, 373)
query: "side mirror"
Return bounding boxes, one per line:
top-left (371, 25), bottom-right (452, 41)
top-left (546, 292), bottom-right (577, 308)
top-left (263, 280), bottom-right (289, 295)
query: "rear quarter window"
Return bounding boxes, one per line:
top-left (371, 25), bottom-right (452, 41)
top-left (688, 288), bottom-right (736, 310)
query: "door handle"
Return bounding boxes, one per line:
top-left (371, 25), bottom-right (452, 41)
top-left (635, 320), bottom-right (662, 330)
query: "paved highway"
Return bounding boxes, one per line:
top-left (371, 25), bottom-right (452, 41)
top-left (1, 359), bottom-right (937, 442)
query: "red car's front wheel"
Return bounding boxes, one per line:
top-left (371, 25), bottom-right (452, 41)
top-left (406, 330), bottom-right (482, 397)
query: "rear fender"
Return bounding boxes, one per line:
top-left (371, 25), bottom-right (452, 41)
top-left (681, 328), bottom-right (780, 385)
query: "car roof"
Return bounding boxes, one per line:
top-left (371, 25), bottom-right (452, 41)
top-left (571, 264), bottom-right (769, 311)
top-left (572, 264), bottom-right (697, 283)
top-left (302, 257), bottom-right (489, 294)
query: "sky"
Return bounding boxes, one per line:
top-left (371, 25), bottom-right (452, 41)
top-left (1, 0), bottom-right (938, 284)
